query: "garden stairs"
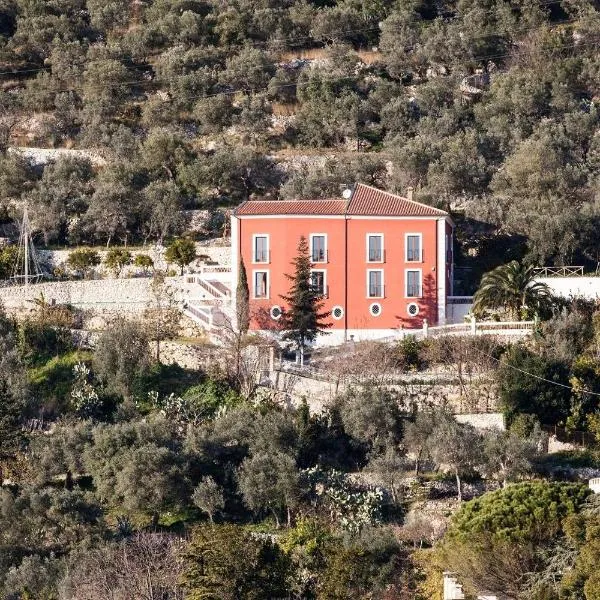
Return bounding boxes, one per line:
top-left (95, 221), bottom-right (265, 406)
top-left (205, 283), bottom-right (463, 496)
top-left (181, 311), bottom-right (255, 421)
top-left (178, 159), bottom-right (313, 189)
top-left (179, 270), bottom-right (233, 340)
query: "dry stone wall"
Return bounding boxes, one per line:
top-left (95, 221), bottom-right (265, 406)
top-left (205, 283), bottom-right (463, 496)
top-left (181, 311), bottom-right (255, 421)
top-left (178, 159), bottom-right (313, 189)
top-left (0, 278), bottom-right (156, 312)
top-left (39, 241), bottom-right (231, 278)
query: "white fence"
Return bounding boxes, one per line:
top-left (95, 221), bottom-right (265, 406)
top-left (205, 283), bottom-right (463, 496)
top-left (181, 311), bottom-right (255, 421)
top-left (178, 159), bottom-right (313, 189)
top-left (534, 266), bottom-right (584, 277)
top-left (417, 318), bottom-right (535, 340)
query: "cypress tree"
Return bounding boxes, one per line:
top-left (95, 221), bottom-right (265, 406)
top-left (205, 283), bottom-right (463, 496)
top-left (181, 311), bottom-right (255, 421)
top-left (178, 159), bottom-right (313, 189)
top-left (280, 236), bottom-right (330, 365)
top-left (237, 257), bottom-right (250, 333)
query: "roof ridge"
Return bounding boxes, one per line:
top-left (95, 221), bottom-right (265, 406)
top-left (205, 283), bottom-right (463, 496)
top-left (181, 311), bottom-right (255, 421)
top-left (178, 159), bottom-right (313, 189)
top-left (244, 197), bottom-right (340, 203)
top-left (354, 182), bottom-right (408, 201)
top-left (352, 182), bottom-right (448, 215)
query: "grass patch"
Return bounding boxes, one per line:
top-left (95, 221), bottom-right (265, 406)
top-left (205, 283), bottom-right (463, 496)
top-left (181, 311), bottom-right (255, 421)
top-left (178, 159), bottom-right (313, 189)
top-left (29, 350), bottom-right (92, 416)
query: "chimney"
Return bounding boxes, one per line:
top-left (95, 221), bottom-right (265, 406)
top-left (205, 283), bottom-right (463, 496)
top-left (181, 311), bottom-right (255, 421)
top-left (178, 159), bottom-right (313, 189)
top-left (407, 187), bottom-right (414, 201)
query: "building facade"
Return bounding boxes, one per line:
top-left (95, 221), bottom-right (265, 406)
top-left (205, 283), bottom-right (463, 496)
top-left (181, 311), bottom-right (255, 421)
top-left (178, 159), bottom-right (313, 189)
top-left (231, 183), bottom-right (454, 345)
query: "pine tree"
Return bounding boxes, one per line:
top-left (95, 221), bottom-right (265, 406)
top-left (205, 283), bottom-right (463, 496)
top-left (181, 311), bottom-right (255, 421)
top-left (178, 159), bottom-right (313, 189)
top-left (280, 236), bottom-right (330, 365)
top-left (237, 257), bottom-right (250, 334)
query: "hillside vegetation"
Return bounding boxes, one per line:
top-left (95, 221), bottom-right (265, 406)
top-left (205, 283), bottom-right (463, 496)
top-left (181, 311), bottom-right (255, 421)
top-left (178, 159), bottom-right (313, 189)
top-left (0, 0), bottom-right (597, 276)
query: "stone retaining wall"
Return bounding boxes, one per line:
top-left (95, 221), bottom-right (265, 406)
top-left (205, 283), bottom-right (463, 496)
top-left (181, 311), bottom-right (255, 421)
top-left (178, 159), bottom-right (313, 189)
top-left (39, 241), bottom-right (231, 278)
top-left (267, 369), bottom-right (499, 415)
top-left (0, 278), bottom-right (155, 312)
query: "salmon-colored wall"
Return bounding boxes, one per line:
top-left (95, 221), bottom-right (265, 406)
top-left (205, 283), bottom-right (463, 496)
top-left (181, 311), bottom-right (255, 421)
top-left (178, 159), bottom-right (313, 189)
top-left (237, 215), bottom-right (444, 331)
top-left (239, 216), bottom-right (346, 330)
top-left (346, 218), bottom-right (439, 330)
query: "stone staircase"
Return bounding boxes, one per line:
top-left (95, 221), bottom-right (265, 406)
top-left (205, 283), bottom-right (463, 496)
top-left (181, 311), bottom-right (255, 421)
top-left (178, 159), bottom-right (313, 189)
top-left (180, 273), bottom-right (232, 341)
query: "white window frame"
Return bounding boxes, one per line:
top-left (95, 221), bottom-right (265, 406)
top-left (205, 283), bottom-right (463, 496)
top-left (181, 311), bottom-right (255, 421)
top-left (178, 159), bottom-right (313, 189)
top-left (252, 233), bottom-right (270, 264)
top-left (310, 269), bottom-right (327, 297)
top-left (405, 268), bottom-right (422, 298)
top-left (366, 269), bottom-right (384, 299)
top-left (405, 232), bottom-right (423, 262)
top-left (309, 233), bottom-right (328, 264)
top-left (252, 269), bottom-right (270, 299)
top-left (366, 233), bottom-right (384, 263)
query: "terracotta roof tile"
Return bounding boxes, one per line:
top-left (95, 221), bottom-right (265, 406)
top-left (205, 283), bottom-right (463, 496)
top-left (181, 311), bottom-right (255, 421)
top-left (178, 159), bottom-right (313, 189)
top-left (235, 199), bottom-right (347, 216)
top-left (234, 184), bottom-right (449, 218)
top-left (347, 183), bottom-right (448, 217)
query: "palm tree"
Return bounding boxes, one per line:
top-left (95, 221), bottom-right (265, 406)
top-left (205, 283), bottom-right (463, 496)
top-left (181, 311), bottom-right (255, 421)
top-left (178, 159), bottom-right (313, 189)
top-left (473, 260), bottom-right (553, 319)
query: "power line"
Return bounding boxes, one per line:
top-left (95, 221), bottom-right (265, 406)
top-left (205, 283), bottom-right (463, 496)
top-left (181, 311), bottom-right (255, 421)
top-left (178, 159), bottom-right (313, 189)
top-left (0, 4), bottom-right (587, 80)
top-left (479, 348), bottom-right (600, 397)
top-left (0, 29), bottom-right (592, 102)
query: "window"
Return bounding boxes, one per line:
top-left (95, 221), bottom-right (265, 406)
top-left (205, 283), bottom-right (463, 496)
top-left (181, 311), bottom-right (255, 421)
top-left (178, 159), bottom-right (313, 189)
top-left (406, 270), bottom-right (422, 298)
top-left (367, 234), bottom-right (384, 262)
top-left (253, 271), bottom-right (269, 298)
top-left (310, 270), bottom-right (327, 297)
top-left (270, 305), bottom-right (282, 320)
top-left (332, 306), bottom-right (344, 320)
top-left (369, 302), bottom-right (382, 317)
top-left (367, 269), bottom-right (384, 298)
top-left (407, 302), bottom-right (420, 316)
top-left (406, 234), bottom-right (422, 262)
top-left (253, 235), bottom-right (269, 263)
top-left (311, 234), bottom-right (327, 263)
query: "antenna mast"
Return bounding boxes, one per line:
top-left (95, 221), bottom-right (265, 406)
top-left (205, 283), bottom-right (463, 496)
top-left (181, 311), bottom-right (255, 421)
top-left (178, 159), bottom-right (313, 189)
top-left (12, 205), bottom-right (42, 286)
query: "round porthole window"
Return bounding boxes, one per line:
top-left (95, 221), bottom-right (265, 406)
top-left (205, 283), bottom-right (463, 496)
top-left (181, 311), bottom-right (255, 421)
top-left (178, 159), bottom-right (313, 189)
top-left (407, 302), bottom-right (420, 317)
top-left (332, 306), bottom-right (344, 320)
top-left (270, 305), bottom-right (282, 320)
top-left (369, 302), bottom-right (382, 317)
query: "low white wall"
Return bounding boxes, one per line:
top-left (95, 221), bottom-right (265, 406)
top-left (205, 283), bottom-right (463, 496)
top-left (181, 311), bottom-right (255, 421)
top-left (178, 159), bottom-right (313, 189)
top-left (537, 276), bottom-right (600, 299)
top-left (447, 302), bottom-right (472, 324)
top-left (455, 412), bottom-right (505, 431)
top-left (256, 328), bottom-right (422, 347)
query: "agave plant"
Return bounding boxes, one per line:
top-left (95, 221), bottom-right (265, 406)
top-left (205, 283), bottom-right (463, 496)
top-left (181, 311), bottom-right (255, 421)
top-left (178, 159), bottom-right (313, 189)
top-left (473, 260), bottom-right (553, 319)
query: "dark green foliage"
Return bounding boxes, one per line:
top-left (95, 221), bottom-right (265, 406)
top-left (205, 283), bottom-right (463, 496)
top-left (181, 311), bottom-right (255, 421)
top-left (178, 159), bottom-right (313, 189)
top-left (17, 318), bottom-right (73, 366)
top-left (473, 260), bottom-right (554, 319)
top-left (92, 318), bottom-right (150, 399)
top-left (28, 351), bottom-right (92, 418)
top-left (236, 257), bottom-right (249, 334)
top-left (0, 245), bottom-right (18, 280)
top-left (103, 247), bottom-right (132, 278)
top-left (296, 400), bottom-right (366, 470)
top-left (448, 482), bottom-right (589, 544)
top-left (498, 345), bottom-right (572, 426)
top-left (318, 527), bottom-right (409, 600)
top-left (83, 419), bottom-right (189, 520)
top-left (280, 236), bottom-right (331, 361)
top-left (66, 248), bottom-right (101, 278)
top-left (0, 485), bottom-right (104, 581)
top-left (138, 362), bottom-right (205, 399)
top-left (439, 482), bottom-right (591, 598)
top-left (0, 379), bottom-right (24, 479)
top-left (182, 524), bottom-right (292, 600)
top-left (165, 237), bottom-right (196, 275)
top-left (339, 387), bottom-right (403, 452)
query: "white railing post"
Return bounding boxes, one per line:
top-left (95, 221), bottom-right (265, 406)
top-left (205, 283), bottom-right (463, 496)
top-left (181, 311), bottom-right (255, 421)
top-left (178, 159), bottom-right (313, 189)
top-left (422, 318), bottom-right (428, 338)
top-left (470, 314), bottom-right (476, 335)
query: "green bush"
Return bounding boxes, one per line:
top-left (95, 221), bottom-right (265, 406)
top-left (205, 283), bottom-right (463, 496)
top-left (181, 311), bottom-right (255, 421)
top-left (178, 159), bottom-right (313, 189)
top-left (18, 319), bottom-right (74, 366)
top-left (497, 346), bottom-right (572, 426)
top-left (448, 481), bottom-right (590, 544)
top-left (28, 351), bottom-right (92, 417)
